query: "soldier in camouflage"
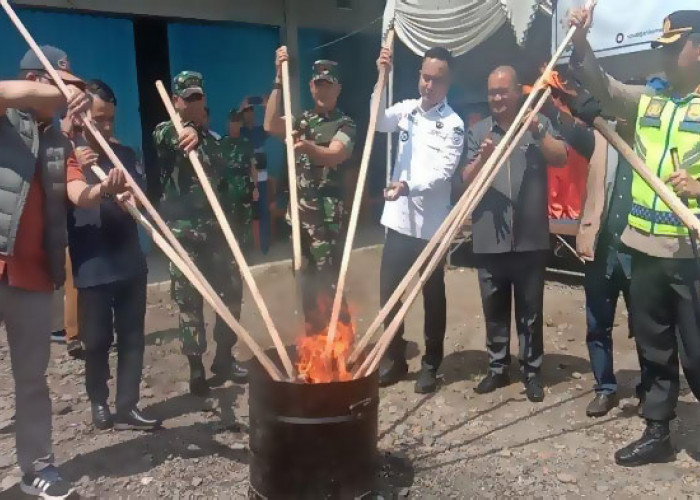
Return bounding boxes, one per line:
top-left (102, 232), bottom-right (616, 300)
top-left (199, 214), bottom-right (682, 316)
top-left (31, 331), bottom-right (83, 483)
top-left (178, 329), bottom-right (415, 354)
top-left (153, 71), bottom-right (248, 397)
top-left (264, 49), bottom-right (356, 334)
top-left (219, 109), bottom-right (258, 248)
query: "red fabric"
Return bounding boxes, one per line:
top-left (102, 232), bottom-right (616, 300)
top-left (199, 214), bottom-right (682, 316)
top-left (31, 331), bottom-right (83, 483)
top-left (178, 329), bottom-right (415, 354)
top-left (548, 146), bottom-right (588, 220)
top-left (0, 169), bottom-right (53, 292)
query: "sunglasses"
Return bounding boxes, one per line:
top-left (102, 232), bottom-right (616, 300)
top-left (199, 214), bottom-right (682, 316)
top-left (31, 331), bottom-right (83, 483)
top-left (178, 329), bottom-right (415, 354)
top-left (183, 93), bottom-right (204, 103)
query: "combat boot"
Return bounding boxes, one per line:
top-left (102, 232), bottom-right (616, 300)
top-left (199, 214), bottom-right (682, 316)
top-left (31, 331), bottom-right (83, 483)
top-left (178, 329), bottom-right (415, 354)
top-left (187, 355), bottom-right (210, 396)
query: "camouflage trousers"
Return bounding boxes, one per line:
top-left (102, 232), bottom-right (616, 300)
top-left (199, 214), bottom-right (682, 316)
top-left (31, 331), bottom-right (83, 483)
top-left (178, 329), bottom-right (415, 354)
top-left (169, 221), bottom-right (244, 358)
top-left (294, 196), bottom-right (351, 333)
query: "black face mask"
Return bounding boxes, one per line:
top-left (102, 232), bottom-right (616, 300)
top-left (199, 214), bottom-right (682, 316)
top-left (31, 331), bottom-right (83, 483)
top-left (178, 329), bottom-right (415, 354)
top-left (183, 94), bottom-right (204, 103)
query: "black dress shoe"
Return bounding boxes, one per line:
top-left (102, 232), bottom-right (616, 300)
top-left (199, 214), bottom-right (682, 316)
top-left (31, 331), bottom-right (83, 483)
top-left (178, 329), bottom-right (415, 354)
top-left (91, 403), bottom-right (113, 430)
top-left (378, 358), bottom-right (408, 387)
top-left (188, 355), bottom-right (210, 397)
top-left (474, 372), bottom-right (510, 394)
top-left (211, 357), bottom-right (249, 385)
top-left (414, 364), bottom-right (438, 394)
top-left (115, 408), bottom-right (163, 431)
top-left (586, 393), bottom-right (618, 417)
top-left (615, 420), bottom-right (675, 467)
top-left (524, 374), bottom-right (545, 402)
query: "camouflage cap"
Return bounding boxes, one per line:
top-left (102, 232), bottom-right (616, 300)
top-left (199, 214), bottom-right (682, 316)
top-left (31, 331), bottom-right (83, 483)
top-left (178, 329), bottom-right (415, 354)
top-left (173, 71), bottom-right (205, 98)
top-left (312, 60), bottom-right (340, 84)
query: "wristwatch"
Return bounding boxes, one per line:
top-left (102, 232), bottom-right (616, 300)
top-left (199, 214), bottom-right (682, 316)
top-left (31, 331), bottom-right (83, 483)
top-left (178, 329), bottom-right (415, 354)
top-left (532, 121), bottom-right (546, 141)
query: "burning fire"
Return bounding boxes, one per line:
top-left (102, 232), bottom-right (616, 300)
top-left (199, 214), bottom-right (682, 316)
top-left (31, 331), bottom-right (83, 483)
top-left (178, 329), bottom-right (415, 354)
top-left (296, 299), bottom-right (356, 384)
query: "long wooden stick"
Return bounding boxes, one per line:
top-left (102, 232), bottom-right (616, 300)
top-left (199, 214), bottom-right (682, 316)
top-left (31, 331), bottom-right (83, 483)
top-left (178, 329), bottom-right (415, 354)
top-left (593, 118), bottom-right (700, 235)
top-left (347, 4), bottom-right (591, 366)
top-left (155, 81), bottom-right (295, 380)
top-left (357, 89), bottom-right (552, 378)
top-left (325, 28), bottom-right (396, 354)
top-left (281, 59), bottom-right (302, 272)
top-left (0, 0), bottom-right (286, 381)
top-left (90, 166), bottom-right (283, 381)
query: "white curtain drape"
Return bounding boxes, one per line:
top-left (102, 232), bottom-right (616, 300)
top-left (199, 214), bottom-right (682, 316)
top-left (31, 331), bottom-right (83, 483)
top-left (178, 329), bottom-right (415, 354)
top-left (383, 0), bottom-right (541, 56)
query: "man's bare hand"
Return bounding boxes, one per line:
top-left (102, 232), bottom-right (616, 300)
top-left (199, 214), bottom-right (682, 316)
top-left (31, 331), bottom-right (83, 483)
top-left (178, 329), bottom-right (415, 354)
top-left (294, 139), bottom-right (315, 156)
top-left (65, 84), bottom-right (91, 119)
top-left (275, 46), bottom-right (290, 79)
top-left (75, 146), bottom-right (99, 168)
top-left (477, 137), bottom-right (496, 163)
top-left (668, 170), bottom-right (700, 199)
top-left (377, 47), bottom-right (393, 73)
top-left (178, 126), bottom-right (199, 153)
top-left (384, 181), bottom-right (409, 201)
top-left (568, 3), bottom-right (597, 49)
top-left (100, 168), bottom-right (127, 195)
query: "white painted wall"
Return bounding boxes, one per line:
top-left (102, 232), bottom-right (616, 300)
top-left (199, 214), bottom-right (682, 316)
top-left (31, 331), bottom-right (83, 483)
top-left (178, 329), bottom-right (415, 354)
top-left (15, 0), bottom-right (383, 33)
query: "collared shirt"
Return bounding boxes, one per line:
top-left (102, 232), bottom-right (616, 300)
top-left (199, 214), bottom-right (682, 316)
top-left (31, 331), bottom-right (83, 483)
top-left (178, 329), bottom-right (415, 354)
top-left (571, 43), bottom-right (699, 259)
top-left (378, 96), bottom-right (464, 240)
top-left (467, 115), bottom-right (557, 254)
top-left (67, 144), bottom-right (147, 289)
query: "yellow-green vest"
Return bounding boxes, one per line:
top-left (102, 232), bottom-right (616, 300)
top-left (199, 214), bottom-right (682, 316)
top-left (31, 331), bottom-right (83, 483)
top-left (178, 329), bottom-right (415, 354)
top-left (630, 92), bottom-right (700, 236)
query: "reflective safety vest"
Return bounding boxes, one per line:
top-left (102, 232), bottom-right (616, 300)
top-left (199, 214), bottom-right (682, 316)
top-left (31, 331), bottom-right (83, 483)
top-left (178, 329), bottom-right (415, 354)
top-left (630, 92), bottom-right (700, 236)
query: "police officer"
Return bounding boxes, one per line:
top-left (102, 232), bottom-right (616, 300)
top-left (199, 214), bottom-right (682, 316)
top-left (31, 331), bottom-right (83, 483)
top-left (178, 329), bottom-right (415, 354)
top-left (570, 7), bottom-right (700, 466)
top-left (154, 71), bottom-right (247, 397)
top-left (264, 49), bottom-right (356, 334)
top-left (374, 47), bottom-right (465, 393)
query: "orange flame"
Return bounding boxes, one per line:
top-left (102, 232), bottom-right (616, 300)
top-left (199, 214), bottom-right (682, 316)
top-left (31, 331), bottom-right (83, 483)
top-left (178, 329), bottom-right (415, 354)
top-left (296, 297), bottom-right (356, 384)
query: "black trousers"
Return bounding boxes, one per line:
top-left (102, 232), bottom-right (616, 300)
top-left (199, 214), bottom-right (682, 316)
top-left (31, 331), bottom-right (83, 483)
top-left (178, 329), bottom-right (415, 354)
top-left (631, 253), bottom-right (700, 421)
top-left (477, 251), bottom-right (547, 377)
top-left (79, 274), bottom-right (147, 413)
top-left (380, 229), bottom-right (447, 369)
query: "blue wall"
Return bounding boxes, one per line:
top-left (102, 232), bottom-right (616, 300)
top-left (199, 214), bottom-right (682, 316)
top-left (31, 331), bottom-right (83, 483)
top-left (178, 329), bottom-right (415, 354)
top-left (0, 8), bottom-right (142, 153)
top-left (168, 21), bottom-right (288, 177)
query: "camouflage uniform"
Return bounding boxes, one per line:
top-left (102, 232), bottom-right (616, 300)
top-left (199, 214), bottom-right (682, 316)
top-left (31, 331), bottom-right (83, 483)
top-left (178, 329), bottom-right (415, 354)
top-left (153, 71), bottom-right (242, 360)
top-left (219, 134), bottom-right (255, 248)
top-left (289, 61), bottom-right (357, 332)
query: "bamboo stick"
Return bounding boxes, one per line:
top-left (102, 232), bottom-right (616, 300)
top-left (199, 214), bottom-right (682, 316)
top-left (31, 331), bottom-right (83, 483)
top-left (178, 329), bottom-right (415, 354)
top-left (90, 166), bottom-right (283, 381)
top-left (348, 1), bottom-right (593, 366)
top-left (155, 81), bottom-right (295, 380)
top-left (281, 59), bottom-right (303, 272)
top-left (325, 28), bottom-right (396, 354)
top-left (357, 89), bottom-right (552, 378)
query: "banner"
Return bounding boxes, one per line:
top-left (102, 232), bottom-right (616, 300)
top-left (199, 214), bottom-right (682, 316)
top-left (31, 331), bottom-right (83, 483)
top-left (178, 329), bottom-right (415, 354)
top-left (553, 0), bottom-right (699, 62)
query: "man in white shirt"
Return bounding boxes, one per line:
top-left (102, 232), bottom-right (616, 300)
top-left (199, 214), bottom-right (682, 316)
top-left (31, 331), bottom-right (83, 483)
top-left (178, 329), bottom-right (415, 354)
top-left (375, 46), bottom-right (465, 393)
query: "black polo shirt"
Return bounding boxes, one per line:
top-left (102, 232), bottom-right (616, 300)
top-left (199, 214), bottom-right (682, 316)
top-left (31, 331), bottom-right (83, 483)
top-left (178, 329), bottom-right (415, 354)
top-left (467, 115), bottom-right (557, 254)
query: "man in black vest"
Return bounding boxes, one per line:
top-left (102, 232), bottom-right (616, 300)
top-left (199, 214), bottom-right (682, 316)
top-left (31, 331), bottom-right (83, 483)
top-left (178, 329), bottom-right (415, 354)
top-left (0, 47), bottom-right (125, 499)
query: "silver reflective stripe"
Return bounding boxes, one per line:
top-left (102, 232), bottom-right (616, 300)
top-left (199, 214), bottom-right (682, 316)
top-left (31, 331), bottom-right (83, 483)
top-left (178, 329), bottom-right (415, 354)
top-left (634, 135), bottom-right (647, 160)
top-left (681, 142), bottom-right (700, 169)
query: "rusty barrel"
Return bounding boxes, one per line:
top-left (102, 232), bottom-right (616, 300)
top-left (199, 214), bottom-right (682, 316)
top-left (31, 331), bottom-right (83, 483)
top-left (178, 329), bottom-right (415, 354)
top-left (249, 350), bottom-right (379, 499)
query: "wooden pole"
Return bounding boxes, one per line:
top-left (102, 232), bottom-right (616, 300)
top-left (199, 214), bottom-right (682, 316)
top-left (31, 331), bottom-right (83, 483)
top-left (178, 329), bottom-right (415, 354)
top-left (356, 89), bottom-right (552, 378)
top-left (348, 3), bottom-right (592, 366)
top-left (90, 167), bottom-right (283, 381)
top-left (593, 118), bottom-right (700, 235)
top-left (155, 81), bottom-right (295, 380)
top-left (0, 0), bottom-right (286, 381)
top-left (325, 28), bottom-right (396, 354)
top-left (281, 59), bottom-right (303, 272)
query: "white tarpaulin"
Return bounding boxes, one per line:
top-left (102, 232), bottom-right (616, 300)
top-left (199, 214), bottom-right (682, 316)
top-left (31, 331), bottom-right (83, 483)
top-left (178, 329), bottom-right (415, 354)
top-left (553, 0), bottom-right (700, 62)
top-left (382, 0), bottom-right (542, 57)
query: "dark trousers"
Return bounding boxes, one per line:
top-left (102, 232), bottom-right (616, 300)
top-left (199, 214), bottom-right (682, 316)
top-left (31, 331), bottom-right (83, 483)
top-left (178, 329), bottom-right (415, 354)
top-left (585, 247), bottom-right (645, 395)
top-left (477, 251), bottom-right (547, 377)
top-left (79, 275), bottom-right (147, 413)
top-left (380, 229), bottom-right (447, 369)
top-left (631, 253), bottom-right (700, 421)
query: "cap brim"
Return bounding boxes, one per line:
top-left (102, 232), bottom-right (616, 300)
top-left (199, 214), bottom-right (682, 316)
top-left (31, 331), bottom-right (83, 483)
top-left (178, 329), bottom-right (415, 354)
top-left (652, 29), bottom-right (690, 48)
top-left (55, 69), bottom-right (85, 88)
top-left (179, 87), bottom-right (204, 98)
top-left (312, 76), bottom-right (338, 84)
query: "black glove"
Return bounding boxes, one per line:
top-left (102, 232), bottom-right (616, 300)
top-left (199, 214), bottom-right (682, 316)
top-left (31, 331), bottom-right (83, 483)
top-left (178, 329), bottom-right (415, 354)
top-left (566, 90), bottom-right (602, 127)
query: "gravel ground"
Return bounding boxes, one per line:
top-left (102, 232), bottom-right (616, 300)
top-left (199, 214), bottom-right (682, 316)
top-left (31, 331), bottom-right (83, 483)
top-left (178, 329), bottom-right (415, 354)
top-left (0, 246), bottom-right (698, 499)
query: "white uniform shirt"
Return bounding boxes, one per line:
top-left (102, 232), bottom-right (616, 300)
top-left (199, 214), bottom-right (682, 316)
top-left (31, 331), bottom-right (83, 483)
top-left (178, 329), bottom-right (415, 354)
top-left (378, 96), bottom-right (464, 240)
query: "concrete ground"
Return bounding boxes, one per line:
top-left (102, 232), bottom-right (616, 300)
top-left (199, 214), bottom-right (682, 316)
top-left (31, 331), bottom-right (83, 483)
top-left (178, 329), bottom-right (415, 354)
top-left (0, 243), bottom-right (698, 498)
